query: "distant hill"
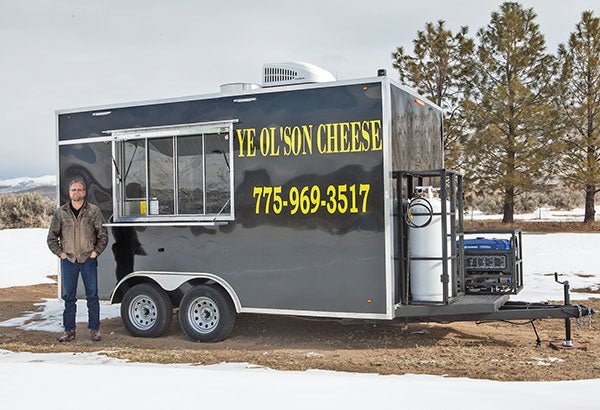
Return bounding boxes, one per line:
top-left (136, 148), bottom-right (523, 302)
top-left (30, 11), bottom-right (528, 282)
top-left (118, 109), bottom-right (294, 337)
top-left (0, 175), bottom-right (56, 198)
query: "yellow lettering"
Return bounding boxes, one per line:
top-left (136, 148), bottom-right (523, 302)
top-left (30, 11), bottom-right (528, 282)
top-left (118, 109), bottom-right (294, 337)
top-left (370, 120), bottom-right (382, 151)
top-left (339, 122), bottom-right (350, 153)
top-left (317, 124), bottom-right (327, 154)
top-left (291, 126), bottom-right (302, 156)
top-left (247, 129), bottom-right (256, 157)
top-left (361, 121), bottom-right (371, 151)
top-left (350, 122), bottom-right (361, 152)
top-left (259, 127), bottom-right (271, 157)
top-left (268, 127), bottom-right (279, 156)
top-left (327, 123), bottom-right (338, 153)
top-left (236, 129), bottom-right (245, 157)
top-left (282, 126), bottom-right (292, 156)
top-left (236, 128), bottom-right (256, 157)
top-left (239, 120), bottom-right (380, 158)
top-left (301, 125), bottom-right (313, 155)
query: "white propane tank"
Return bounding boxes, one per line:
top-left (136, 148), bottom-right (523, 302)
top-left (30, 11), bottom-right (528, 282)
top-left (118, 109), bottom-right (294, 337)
top-left (408, 186), bottom-right (451, 302)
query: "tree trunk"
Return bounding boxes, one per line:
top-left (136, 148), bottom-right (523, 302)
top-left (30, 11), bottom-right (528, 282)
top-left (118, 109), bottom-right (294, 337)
top-left (502, 186), bottom-right (515, 224)
top-left (584, 185), bottom-right (596, 223)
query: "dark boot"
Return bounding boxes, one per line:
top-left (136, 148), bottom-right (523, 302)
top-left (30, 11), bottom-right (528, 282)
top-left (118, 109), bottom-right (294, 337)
top-left (90, 329), bottom-right (102, 342)
top-left (58, 330), bottom-right (76, 342)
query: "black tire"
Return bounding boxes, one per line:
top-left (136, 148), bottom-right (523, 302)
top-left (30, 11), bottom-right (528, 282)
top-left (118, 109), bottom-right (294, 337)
top-left (121, 283), bottom-right (173, 338)
top-left (178, 285), bottom-right (236, 342)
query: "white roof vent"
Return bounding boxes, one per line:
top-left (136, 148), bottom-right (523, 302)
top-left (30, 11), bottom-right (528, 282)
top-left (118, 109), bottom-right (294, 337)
top-left (220, 82), bottom-right (261, 93)
top-left (262, 62), bottom-right (335, 87)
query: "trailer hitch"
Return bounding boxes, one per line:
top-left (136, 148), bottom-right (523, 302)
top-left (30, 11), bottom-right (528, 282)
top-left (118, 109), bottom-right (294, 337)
top-left (550, 272), bottom-right (594, 350)
top-left (554, 272), bottom-right (574, 348)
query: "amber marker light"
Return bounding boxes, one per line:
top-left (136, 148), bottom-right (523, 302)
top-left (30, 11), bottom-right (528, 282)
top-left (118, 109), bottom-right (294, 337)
top-left (367, 299), bottom-right (373, 303)
top-left (362, 86), bottom-right (369, 90)
top-left (414, 98), bottom-right (426, 107)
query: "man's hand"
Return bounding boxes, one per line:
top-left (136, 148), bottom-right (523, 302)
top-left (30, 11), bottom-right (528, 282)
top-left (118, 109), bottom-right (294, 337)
top-left (59, 252), bottom-right (67, 260)
top-left (90, 251), bottom-right (98, 259)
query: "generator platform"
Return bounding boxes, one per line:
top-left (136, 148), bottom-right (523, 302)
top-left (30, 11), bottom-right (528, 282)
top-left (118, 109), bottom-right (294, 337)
top-left (395, 294), bottom-right (593, 323)
top-left (396, 294), bottom-right (509, 317)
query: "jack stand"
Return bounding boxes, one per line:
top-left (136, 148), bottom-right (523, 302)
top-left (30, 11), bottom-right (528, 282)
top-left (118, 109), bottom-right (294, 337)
top-left (550, 273), bottom-right (588, 350)
top-left (549, 338), bottom-right (587, 350)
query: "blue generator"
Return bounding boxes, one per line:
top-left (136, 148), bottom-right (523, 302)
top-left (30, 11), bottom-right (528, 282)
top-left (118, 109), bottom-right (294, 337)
top-left (462, 230), bottom-right (523, 295)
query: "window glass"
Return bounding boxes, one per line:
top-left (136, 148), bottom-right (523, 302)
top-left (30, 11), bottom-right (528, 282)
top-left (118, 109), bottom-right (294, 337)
top-left (204, 133), bottom-right (231, 214)
top-left (148, 138), bottom-right (174, 215)
top-left (123, 139), bottom-right (146, 216)
top-left (117, 123), bottom-right (233, 221)
top-left (178, 134), bottom-right (204, 214)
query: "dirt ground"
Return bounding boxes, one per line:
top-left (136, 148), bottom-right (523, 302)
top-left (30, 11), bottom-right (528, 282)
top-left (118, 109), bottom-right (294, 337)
top-left (1, 280), bottom-right (598, 381)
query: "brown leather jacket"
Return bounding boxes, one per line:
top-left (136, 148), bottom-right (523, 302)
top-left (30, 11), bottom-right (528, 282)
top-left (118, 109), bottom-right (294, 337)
top-left (47, 201), bottom-right (108, 263)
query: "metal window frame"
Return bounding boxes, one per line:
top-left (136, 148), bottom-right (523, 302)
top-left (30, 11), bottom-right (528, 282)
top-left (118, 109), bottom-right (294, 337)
top-left (381, 77), bottom-right (395, 319)
top-left (145, 138), bottom-right (150, 215)
top-left (109, 119), bottom-right (237, 224)
top-left (112, 140), bottom-right (119, 221)
top-left (202, 132), bottom-right (207, 215)
top-left (173, 136), bottom-right (179, 215)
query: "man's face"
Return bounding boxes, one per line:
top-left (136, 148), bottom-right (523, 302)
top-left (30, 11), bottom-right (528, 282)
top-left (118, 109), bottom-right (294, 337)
top-left (69, 182), bottom-right (86, 202)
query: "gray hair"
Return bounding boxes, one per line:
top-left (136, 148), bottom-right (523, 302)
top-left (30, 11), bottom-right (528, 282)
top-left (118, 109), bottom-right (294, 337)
top-left (68, 178), bottom-right (87, 190)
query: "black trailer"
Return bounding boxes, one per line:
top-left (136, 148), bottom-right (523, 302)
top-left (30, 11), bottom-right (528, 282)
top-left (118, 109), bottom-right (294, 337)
top-left (56, 67), bottom-right (593, 342)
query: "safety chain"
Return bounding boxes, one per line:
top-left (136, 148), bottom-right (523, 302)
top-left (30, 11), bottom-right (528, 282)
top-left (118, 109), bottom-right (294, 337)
top-left (574, 305), bottom-right (593, 330)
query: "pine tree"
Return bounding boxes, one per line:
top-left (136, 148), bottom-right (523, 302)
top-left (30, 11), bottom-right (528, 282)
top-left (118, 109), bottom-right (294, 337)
top-left (392, 20), bottom-right (474, 168)
top-left (463, 2), bottom-right (558, 223)
top-left (554, 11), bottom-right (600, 223)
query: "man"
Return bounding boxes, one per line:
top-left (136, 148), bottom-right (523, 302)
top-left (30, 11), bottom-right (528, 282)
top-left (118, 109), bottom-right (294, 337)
top-left (47, 178), bottom-right (108, 342)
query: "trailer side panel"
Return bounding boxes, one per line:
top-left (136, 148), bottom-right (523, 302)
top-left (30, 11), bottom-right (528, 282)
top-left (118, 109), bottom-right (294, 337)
top-left (58, 82), bottom-right (389, 315)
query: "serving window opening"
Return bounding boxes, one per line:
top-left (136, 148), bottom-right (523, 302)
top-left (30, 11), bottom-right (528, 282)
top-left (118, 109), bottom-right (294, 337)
top-left (109, 120), bottom-right (235, 224)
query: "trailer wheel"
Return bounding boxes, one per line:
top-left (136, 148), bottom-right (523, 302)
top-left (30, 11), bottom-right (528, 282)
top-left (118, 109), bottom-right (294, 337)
top-left (178, 285), bottom-right (235, 342)
top-left (121, 283), bottom-right (173, 338)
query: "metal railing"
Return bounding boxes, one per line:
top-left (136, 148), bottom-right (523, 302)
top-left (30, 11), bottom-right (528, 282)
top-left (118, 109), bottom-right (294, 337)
top-left (393, 169), bottom-right (465, 305)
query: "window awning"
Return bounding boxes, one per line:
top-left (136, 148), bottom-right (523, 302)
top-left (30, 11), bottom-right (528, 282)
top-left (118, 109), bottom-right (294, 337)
top-left (103, 119), bottom-right (238, 141)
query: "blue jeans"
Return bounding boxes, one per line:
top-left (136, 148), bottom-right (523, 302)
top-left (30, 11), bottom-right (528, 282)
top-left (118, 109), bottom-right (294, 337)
top-left (61, 258), bottom-right (100, 331)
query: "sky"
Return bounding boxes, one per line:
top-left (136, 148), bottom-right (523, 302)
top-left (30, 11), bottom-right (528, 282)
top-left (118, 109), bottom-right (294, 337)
top-left (0, 0), bottom-right (598, 179)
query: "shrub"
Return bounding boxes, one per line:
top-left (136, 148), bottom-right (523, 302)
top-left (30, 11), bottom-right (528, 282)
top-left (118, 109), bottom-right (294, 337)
top-left (544, 187), bottom-right (584, 210)
top-left (465, 184), bottom-right (584, 215)
top-left (467, 191), bottom-right (503, 214)
top-left (0, 192), bottom-right (56, 229)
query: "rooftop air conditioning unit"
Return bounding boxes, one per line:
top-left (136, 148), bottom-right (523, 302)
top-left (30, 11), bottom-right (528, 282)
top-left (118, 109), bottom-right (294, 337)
top-left (262, 62), bottom-right (335, 88)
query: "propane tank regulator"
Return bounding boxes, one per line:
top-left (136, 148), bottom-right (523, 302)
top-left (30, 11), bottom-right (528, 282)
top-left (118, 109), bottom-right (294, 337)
top-left (406, 186), bottom-right (436, 228)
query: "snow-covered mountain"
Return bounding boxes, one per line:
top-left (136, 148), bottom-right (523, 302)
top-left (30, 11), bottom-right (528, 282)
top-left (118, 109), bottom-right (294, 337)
top-left (0, 175), bottom-right (56, 195)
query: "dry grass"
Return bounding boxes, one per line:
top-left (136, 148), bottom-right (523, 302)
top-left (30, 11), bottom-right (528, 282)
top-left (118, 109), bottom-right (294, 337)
top-left (0, 192), bottom-right (55, 229)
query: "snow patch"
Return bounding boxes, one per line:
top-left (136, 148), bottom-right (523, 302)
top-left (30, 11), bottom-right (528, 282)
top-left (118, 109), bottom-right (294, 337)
top-left (516, 233), bottom-right (600, 302)
top-left (0, 229), bottom-right (57, 288)
top-left (465, 206), bottom-right (600, 222)
top-left (0, 349), bottom-right (597, 410)
top-left (304, 351), bottom-right (324, 358)
top-left (525, 357), bottom-right (565, 366)
top-left (0, 299), bottom-right (121, 332)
